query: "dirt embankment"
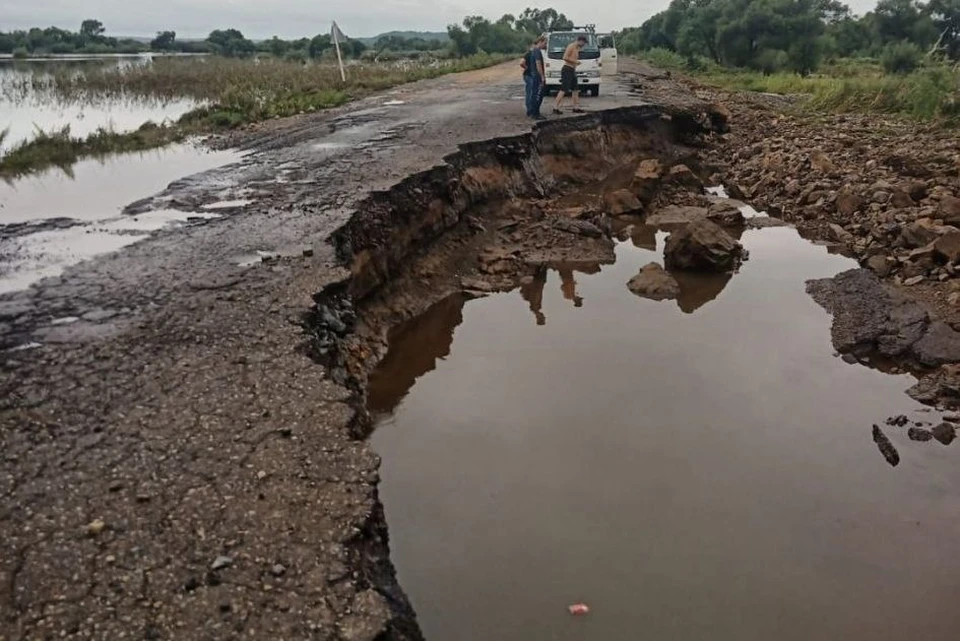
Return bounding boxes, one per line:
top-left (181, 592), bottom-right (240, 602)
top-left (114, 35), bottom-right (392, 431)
top-left (306, 104), bottom-right (731, 411)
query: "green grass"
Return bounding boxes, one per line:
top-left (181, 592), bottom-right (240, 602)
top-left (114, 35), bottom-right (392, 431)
top-left (0, 54), bottom-right (510, 178)
top-left (0, 123), bottom-right (185, 178)
top-left (637, 50), bottom-right (960, 123)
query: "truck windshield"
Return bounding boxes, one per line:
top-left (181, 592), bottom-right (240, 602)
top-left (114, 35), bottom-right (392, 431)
top-left (547, 33), bottom-right (601, 59)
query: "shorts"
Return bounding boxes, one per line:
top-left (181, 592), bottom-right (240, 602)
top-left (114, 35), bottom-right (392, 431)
top-left (560, 66), bottom-right (577, 97)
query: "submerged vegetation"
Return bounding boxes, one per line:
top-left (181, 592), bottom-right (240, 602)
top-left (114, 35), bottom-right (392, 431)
top-left (0, 53), bottom-right (507, 178)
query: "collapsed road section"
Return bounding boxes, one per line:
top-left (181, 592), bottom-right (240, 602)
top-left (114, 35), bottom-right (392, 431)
top-left (5, 59), bottom-right (960, 641)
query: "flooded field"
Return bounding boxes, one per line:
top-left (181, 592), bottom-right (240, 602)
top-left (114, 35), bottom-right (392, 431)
top-left (370, 223), bottom-right (960, 640)
top-left (0, 56), bottom-right (200, 153)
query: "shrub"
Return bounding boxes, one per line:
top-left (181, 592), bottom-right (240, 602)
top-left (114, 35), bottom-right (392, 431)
top-left (642, 47), bottom-right (687, 70)
top-left (881, 42), bottom-right (923, 75)
top-left (12, 47), bottom-right (28, 59)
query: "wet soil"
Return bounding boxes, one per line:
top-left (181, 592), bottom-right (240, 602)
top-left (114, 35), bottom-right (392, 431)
top-left (4, 58), bottom-right (960, 641)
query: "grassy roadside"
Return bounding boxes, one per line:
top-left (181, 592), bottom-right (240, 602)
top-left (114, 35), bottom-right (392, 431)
top-left (0, 54), bottom-right (511, 179)
top-left (641, 48), bottom-right (960, 124)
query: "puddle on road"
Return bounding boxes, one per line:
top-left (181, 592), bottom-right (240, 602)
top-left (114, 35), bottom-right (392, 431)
top-left (369, 224), bottom-right (960, 640)
top-left (0, 144), bottom-right (240, 225)
top-left (0, 143), bottom-right (239, 293)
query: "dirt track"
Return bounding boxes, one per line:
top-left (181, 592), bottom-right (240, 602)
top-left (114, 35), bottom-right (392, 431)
top-left (0, 62), bottom-right (663, 640)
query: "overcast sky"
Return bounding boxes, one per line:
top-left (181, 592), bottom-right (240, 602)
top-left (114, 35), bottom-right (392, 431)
top-left (1, 0), bottom-right (884, 40)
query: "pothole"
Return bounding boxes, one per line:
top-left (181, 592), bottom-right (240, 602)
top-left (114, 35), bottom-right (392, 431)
top-left (305, 105), bottom-right (960, 640)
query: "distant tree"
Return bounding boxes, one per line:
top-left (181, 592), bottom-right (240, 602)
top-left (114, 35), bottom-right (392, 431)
top-left (207, 29), bottom-right (255, 57)
top-left (80, 19), bottom-right (105, 41)
top-left (151, 30), bottom-right (177, 51)
top-left (308, 34), bottom-right (331, 58)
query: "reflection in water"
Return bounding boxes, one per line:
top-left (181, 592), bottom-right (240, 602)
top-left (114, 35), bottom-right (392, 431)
top-left (674, 269), bottom-right (734, 314)
top-left (367, 294), bottom-right (464, 415)
top-left (370, 226), bottom-right (960, 641)
top-left (0, 56), bottom-right (199, 153)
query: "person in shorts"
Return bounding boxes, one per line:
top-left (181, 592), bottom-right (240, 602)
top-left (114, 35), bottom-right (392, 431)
top-left (554, 35), bottom-right (587, 115)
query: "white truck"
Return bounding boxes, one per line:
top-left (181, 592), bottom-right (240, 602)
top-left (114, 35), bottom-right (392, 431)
top-left (543, 27), bottom-right (602, 97)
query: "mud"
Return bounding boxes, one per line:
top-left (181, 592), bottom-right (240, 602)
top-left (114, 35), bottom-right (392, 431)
top-left (4, 58), bottom-right (960, 641)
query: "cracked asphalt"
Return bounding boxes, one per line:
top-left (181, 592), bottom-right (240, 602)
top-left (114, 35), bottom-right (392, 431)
top-left (1, 63), bottom-right (646, 639)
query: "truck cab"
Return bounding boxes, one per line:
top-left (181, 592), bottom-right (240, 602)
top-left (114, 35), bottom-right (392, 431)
top-left (543, 29), bottom-right (602, 97)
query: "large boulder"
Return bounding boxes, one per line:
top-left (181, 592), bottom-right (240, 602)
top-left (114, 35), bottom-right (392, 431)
top-left (633, 159), bottom-right (664, 204)
top-left (627, 263), bottom-right (680, 301)
top-left (664, 219), bottom-right (744, 272)
top-left (939, 195), bottom-right (960, 225)
top-left (603, 189), bottom-right (643, 216)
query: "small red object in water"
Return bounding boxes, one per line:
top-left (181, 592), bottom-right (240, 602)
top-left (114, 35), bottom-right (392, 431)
top-left (568, 603), bottom-right (590, 616)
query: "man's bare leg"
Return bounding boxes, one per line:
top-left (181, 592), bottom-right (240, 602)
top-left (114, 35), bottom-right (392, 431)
top-left (554, 91), bottom-right (567, 113)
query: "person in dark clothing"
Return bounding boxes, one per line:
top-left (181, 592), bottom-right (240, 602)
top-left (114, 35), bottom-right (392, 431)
top-left (523, 37), bottom-right (547, 120)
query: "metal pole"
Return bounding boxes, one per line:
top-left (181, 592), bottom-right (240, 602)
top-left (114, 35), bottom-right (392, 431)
top-left (333, 23), bottom-right (346, 82)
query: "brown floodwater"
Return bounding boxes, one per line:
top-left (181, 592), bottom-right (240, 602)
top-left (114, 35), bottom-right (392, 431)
top-left (369, 224), bottom-right (960, 640)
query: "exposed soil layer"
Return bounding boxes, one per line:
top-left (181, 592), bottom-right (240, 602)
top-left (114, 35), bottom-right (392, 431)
top-left (307, 105), bottom-right (731, 413)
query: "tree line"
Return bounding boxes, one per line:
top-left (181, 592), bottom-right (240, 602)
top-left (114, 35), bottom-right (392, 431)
top-left (617, 0), bottom-right (960, 75)
top-left (1, 7), bottom-right (577, 61)
top-left (447, 8), bottom-right (575, 57)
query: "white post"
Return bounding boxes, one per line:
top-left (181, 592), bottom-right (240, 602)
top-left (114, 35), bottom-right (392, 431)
top-left (332, 23), bottom-right (346, 82)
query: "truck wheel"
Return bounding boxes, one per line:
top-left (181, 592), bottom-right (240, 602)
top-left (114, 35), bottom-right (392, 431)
top-left (590, 86), bottom-right (600, 97)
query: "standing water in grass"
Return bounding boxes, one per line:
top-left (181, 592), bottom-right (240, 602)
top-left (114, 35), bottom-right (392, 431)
top-left (0, 56), bottom-right (201, 155)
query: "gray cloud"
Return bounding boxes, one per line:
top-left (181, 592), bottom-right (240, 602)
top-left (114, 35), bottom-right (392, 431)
top-left (0, 0), bottom-right (887, 39)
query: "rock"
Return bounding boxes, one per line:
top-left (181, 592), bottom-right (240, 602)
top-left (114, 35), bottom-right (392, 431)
top-left (940, 195), bottom-right (960, 225)
top-left (908, 181), bottom-right (929, 201)
top-left (603, 189), bottom-right (643, 216)
top-left (664, 164), bottom-right (704, 192)
top-left (646, 205), bottom-right (709, 229)
top-left (904, 275), bottom-right (925, 286)
top-left (932, 422), bottom-right (957, 445)
top-left (828, 223), bottom-right (855, 245)
top-left (706, 200), bottom-right (746, 226)
top-left (865, 254), bottom-right (892, 278)
top-left (841, 353), bottom-right (859, 364)
top-left (884, 154), bottom-right (932, 178)
top-left (872, 425), bottom-right (900, 467)
top-left (886, 414), bottom-right (910, 427)
top-left (86, 519), bottom-right (106, 536)
top-left (934, 231), bottom-right (960, 263)
top-left (836, 192), bottom-right (864, 217)
top-left (890, 189), bottom-right (915, 208)
top-left (270, 564), bottom-right (287, 577)
top-left (873, 191), bottom-right (891, 204)
top-left (807, 269), bottom-right (929, 361)
top-left (211, 556), bottom-right (234, 571)
top-left (461, 277), bottom-right (494, 293)
top-left (911, 321), bottom-right (960, 366)
top-left (626, 263), bottom-right (681, 301)
top-left (664, 219), bottom-right (744, 273)
top-left (949, 292), bottom-right (960, 306)
top-left (810, 150), bottom-right (838, 174)
top-left (909, 427), bottom-right (934, 442)
top-left (633, 159), bottom-right (664, 203)
top-left (901, 219), bottom-right (937, 248)
top-left (553, 218), bottom-right (603, 238)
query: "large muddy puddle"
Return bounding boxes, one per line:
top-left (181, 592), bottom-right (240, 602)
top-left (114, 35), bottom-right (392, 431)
top-left (370, 222), bottom-right (960, 640)
top-left (0, 143), bottom-right (241, 293)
